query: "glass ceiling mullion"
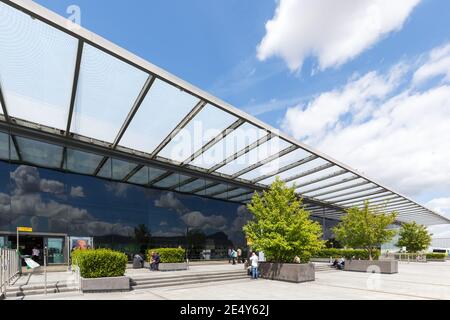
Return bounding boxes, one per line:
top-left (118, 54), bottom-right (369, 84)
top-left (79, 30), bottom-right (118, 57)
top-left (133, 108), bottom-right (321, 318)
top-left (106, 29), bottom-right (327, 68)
top-left (148, 171), bottom-right (175, 187)
top-left (300, 176), bottom-right (360, 194)
top-left (112, 75), bottom-right (156, 148)
top-left (282, 163), bottom-right (335, 184)
top-left (340, 195), bottom-right (399, 208)
top-left (294, 170), bottom-right (348, 190)
top-left (230, 145), bottom-right (297, 178)
top-left (10, 135), bottom-right (22, 162)
top-left (0, 81), bottom-right (9, 122)
top-left (375, 203), bottom-right (419, 211)
top-left (355, 196), bottom-right (406, 207)
top-left (123, 164), bottom-right (144, 182)
top-left (208, 133), bottom-right (275, 174)
top-left (151, 100), bottom-right (206, 158)
top-left (307, 180), bottom-right (370, 198)
top-left (317, 185), bottom-right (380, 201)
top-left (65, 40), bottom-right (84, 136)
top-left (229, 191), bottom-right (255, 201)
top-left (93, 157), bottom-right (109, 176)
top-left (336, 191), bottom-right (393, 206)
top-left (191, 182), bottom-right (220, 195)
top-left (210, 186), bottom-right (242, 198)
top-left (251, 155), bottom-right (318, 183)
top-left (182, 119), bottom-right (245, 165)
top-left (169, 177), bottom-right (198, 191)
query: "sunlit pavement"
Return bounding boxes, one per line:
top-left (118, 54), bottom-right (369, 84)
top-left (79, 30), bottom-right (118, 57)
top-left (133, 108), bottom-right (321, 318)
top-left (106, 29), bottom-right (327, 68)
top-left (12, 261), bottom-right (450, 300)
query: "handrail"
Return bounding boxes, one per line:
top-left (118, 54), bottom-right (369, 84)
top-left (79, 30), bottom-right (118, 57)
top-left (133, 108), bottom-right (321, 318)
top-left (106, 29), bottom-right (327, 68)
top-left (1, 248), bottom-right (20, 298)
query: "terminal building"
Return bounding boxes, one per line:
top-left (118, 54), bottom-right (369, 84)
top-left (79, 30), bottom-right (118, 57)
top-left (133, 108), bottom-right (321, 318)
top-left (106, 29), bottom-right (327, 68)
top-left (0, 0), bottom-right (449, 265)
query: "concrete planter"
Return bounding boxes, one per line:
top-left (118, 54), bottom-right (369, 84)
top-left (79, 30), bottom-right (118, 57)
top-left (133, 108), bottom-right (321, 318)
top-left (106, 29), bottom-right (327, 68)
top-left (258, 262), bottom-right (315, 283)
top-left (344, 260), bottom-right (398, 274)
top-left (81, 276), bottom-right (130, 292)
top-left (158, 262), bottom-right (188, 271)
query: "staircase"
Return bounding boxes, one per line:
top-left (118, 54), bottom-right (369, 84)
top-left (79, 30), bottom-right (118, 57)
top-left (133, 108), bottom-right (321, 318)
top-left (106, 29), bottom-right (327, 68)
top-left (6, 281), bottom-right (79, 298)
top-left (313, 263), bottom-right (337, 272)
top-left (130, 269), bottom-right (249, 291)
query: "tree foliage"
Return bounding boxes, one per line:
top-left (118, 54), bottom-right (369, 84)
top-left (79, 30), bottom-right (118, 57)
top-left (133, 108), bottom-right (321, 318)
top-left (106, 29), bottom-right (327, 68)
top-left (332, 201), bottom-right (397, 260)
top-left (243, 178), bottom-right (324, 263)
top-left (396, 222), bottom-right (432, 253)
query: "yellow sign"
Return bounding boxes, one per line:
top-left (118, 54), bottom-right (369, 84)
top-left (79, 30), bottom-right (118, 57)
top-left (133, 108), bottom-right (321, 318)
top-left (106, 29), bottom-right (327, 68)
top-left (17, 227), bottom-right (33, 232)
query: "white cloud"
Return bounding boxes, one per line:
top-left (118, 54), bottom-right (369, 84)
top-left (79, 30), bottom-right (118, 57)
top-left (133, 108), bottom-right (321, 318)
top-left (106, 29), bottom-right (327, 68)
top-left (180, 211), bottom-right (227, 231)
top-left (257, 0), bottom-right (420, 71)
top-left (281, 45), bottom-right (450, 198)
top-left (70, 186), bottom-right (85, 198)
top-left (426, 198), bottom-right (450, 216)
top-left (154, 192), bottom-right (188, 214)
top-left (413, 43), bottom-right (450, 85)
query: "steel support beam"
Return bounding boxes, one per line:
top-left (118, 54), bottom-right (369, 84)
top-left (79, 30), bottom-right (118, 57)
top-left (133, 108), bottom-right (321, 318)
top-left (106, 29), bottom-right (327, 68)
top-left (315, 185), bottom-right (380, 202)
top-left (169, 177), bottom-right (198, 191)
top-left (151, 100), bottom-right (206, 158)
top-left (0, 81), bottom-right (10, 122)
top-left (123, 164), bottom-right (144, 182)
top-left (340, 195), bottom-right (401, 208)
top-left (295, 170), bottom-right (348, 190)
top-left (208, 133), bottom-right (275, 174)
top-left (300, 176), bottom-right (361, 195)
top-left (93, 157), bottom-right (109, 176)
top-left (307, 180), bottom-right (370, 198)
top-left (335, 191), bottom-right (393, 205)
top-left (182, 119), bottom-right (245, 165)
top-left (65, 39), bottom-right (84, 136)
top-left (230, 145), bottom-right (297, 178)
top-left (252, 155), bottom-right (318, 183)
top-left (284, 163), bottom-right (335, 184)
top-left (148, 171), bottom-right (175, 187)
top-left (113, 75), bottom-right (156, 148)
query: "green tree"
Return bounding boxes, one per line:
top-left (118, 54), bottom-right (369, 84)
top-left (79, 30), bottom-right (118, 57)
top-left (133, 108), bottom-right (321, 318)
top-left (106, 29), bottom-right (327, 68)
top-left (243, 178), bottom-right (324, 263)
top-left (396, 222), bottom-right (432, 253)
top-left (332, 201), bottom-right (397, 260)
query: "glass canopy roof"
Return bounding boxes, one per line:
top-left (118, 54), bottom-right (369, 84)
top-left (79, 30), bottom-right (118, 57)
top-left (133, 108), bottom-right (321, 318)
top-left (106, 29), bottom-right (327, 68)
top-left (0, 0), bottom-right (447, 225)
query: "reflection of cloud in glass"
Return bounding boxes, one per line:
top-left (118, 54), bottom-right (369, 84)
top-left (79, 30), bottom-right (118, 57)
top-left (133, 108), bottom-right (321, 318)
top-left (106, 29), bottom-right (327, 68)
top-left (155, 192), bottom-right (188, 214)
top-left (180, 211), bottom-right (227, 231)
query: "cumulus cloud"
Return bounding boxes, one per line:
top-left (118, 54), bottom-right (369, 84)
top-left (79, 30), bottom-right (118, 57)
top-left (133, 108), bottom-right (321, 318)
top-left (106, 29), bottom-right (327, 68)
top-left (10, 166), bottom-right (64, 196)
top-left (105, 182), bottom-right (129, 198)
top-left (70, 186), bottom-right (85, 198)
top-left (281, 43), bottom-right (450, 198)
top-left (426, 198), bottom-right (450, 216)
top-left (154, 192), bottom-right (188, 214)
top-left (180, 211), bottom-right (227, 231)
top-left (257, 0), bottom-right (420, 71)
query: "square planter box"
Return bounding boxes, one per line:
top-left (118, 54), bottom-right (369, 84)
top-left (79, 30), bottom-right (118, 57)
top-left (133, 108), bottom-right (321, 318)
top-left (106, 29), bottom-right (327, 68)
top-left (81, 276), bottom-right (130, 293)
top-left (258, 262), bottom-right (315, 283)
top-left (158, 262), bottom-right (188, 271)
top-left (344, 260), bottom-right (398, 274)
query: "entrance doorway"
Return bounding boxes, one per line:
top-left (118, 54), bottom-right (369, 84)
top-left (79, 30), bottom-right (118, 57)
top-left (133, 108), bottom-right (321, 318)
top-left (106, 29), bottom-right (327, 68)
top-left (8, 235), bottom-right (44, 266)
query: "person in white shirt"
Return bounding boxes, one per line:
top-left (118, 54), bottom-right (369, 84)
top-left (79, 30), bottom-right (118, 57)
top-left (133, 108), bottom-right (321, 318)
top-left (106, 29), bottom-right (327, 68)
top-left (32, 247), bottom-right (40, 263)
top-left (249, 252), bottom-right (259, 279)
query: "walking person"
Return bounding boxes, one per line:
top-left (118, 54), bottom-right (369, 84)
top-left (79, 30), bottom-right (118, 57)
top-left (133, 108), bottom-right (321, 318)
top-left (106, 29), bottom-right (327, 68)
top-left (250, 252), bottom-right (259, 279)
top-left (228, 248), bottom-right (232, 264)
top-left (231, 248), bottom-right (237, 265)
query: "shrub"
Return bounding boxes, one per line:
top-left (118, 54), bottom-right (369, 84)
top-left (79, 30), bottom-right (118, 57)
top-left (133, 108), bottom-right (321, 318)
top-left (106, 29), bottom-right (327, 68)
top-left (148, 248), bottom-right (185, 263)
top-left (313, 248), bottom-right (380, 260)
top-left (71, 249), bottom-right (127, 279)
top-left (426, 253), bottom-right (446, 260)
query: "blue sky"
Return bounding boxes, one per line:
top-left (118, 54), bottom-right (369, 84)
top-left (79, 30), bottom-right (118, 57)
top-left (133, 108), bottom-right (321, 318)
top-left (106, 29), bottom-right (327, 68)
top-left (34, 0), bottom-right (450, 237)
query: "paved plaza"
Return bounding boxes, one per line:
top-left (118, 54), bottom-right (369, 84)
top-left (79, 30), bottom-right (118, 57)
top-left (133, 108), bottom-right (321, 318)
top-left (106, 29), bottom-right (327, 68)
top-left (8, 261), bottom-right (450, 300)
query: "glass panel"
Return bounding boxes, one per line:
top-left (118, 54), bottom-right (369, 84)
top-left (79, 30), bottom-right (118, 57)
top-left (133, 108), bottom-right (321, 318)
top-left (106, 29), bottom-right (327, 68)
top-left (296, 172), bottom-right (355, 192)
top-left (0, 131), bottom-right (10, 160)
top-left (47, 238), bottom-right (64, 264)
top-left (312, 182), bottom-right (377, 200)
top-left (97, 158), bottom-right (112, 179)
top-left (338, 192), bottom-right (393, 205)
top-left (202, 184), bottom-right (229, 196)
top-left (149, 167), bottom-right (167, 182)
top-left (324, 187), bottom-right (384, 202)
top-left (301, 177), bottom-right (366, 196)
top-left (258, 158), bottom-right (330, 186)
top-left (217, 137), bottom-right (291, 176)
top-left (128, 166), bottom-right (149, 185)
top-left (284, 166), bottom-right (342, 188)
top-left (153, 173), bottom-right (192, 189)
top-left (120, 79), bottom-right (200, 153)
top-left (190, 122), bottom-right (267, 169)
top-left (229, 193), bottom-right (254, 203)
top-left (179, 178), bottom-right (212, 194)
top-left (215, 188), bottom-right (250, 200)
top-left (112, 159), bottom-right (139, 181)
top-left (158, 104), bottom-right (238, 163)
top-left (66, 148), bottom-right (103, 175)
top-left (15, 136), bottom-right (63, 168)
top-left (0, 2), bottom-right (78, 129)
top-left (239, 148), bottom-right (311, 181)
top-left (71, 43), bottom-right (149, 142)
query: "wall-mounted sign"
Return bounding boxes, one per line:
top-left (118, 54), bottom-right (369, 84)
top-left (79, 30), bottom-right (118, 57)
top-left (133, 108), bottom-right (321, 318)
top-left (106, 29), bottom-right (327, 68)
top-left (70, 237), bottom-right (93, 251)
top-left (17, 227), bottom-right (33, 232)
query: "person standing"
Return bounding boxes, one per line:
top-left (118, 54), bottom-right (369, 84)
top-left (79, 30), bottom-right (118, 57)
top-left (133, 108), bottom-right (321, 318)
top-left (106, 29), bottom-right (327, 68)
top-left (250, 252), bottom-right (259, 279)
top-left (231, 249), bottom-right (237, 265)
top-left (237, 248), bottom-right (242, 263)
top-left (32, 246), bottom-right (40, 263)
top-left (228, 248), bottom-right (232, 264)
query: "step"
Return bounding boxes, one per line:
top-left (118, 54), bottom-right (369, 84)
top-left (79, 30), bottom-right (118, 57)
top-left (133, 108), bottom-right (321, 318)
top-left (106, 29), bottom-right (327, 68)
top-left (6, 281), bottom-right (77, 293)
top-left (132, 274), bottom-right (250, 290)
top-left (130, 270), bottom-right (247, 283)
top-left (131, 272), bottom-right (248, 286)
top-left (6, 285), bottom-right (79, 298)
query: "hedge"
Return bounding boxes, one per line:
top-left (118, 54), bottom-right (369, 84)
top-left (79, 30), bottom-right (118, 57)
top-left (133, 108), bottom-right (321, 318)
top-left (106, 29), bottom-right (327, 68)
top-left (147, 248), bottom-right (186, 263)
top-left (71, 249), bottom-right (127, 279)
top-left (426, 253), bottom-right (447, 260)
top-left (313, 248), bottom-right (381, 260)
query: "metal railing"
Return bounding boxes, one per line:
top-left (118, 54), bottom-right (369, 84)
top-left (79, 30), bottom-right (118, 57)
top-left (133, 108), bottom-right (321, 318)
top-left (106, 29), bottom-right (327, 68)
top-left (1, 248), bottom-right (20, 297)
